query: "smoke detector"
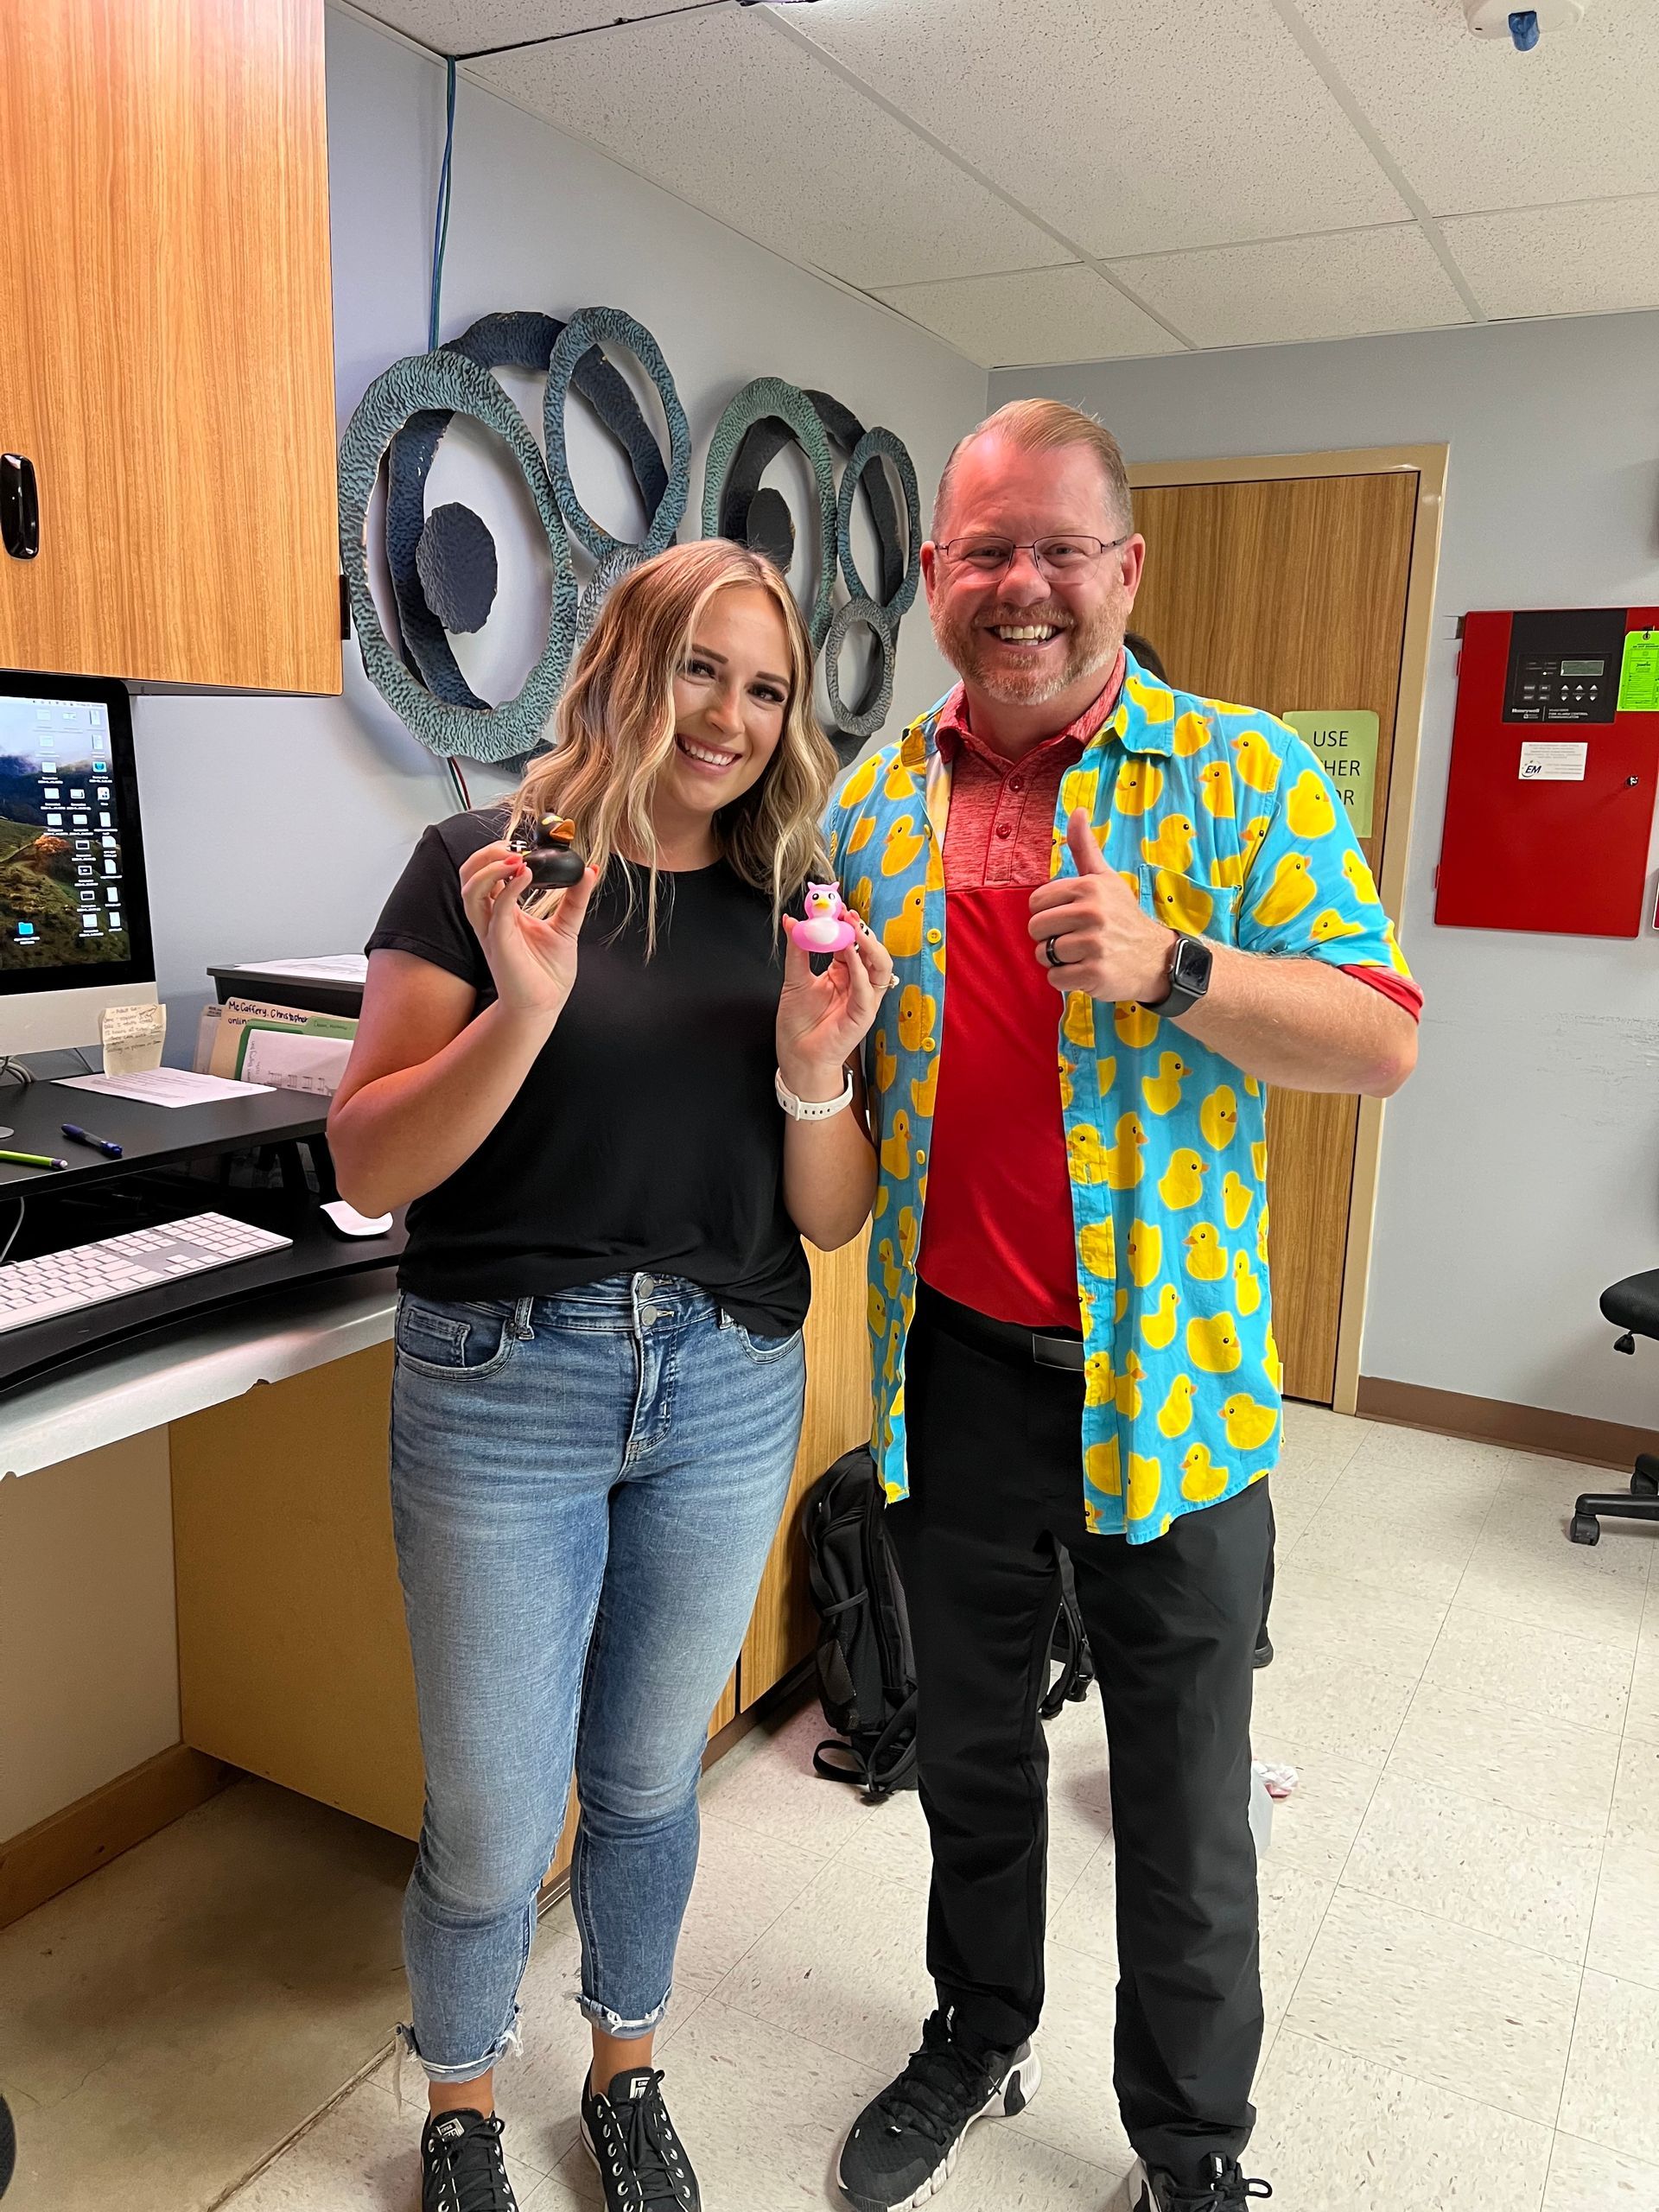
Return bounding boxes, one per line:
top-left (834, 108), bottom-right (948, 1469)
top-left (1464, 0), bottom-right (1590, 49)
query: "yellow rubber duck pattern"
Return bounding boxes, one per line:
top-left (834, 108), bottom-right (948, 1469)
top-left (828, 651), bottom-right (1413, 1545)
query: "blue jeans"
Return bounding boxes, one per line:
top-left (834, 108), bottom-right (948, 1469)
top-left (388, 1271), bottom-right (805, 2079)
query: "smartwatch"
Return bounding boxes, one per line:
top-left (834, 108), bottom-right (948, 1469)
top-left (1145, 931), bottom-right (1213, 1020)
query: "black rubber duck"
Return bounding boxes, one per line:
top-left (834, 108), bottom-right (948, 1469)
top-left (522, 813), bottom-right (585, 889)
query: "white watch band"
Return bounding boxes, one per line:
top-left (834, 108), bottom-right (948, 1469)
top-left (775, 1066), bottom-right (854, 1122)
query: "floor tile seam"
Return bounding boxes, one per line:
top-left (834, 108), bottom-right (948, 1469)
top-left (1398, 1664), bottom-right (1630, 1748)
top-left (691, 1796), bottom-right (852, 1866)
top-left (1276, 2005), bottom-right (1573, 2130)
top-left (207, 2033), bottom-right (475, 2212)
top-left (1334, 1873), bottom-right (1592, 1973)
top-left (1369, 1731), bottom-right (1616, 1867)
top-left (1548, 2125), bottom-right (1659, 2185)
top-left (672, 1984), bottom-right (894, 2092)
top-left (1444, 1583), bottom-right (1649, 1656)
top-left (1264, 2024), bottom-right (1559, 2168)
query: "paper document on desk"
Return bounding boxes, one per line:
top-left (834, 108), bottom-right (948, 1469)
top-left (207, 997), bottom-right (359, 1088)
top-left (234, 955), bottom-right (368, 983)
top-left (57, 1068), bottom-right (271, 1107)
top-left (238, 1026), bottom-right (353, 1097)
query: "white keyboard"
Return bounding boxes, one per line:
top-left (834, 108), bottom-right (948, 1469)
top-left (0, 1212), bottom-right (293, 1334)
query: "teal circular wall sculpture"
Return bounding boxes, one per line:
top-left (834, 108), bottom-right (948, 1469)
top-left (544, 307), bottom-right (690, 563)
top-left (702, 378), bottom-right (837, 646)
top-left (339, 349), bottom-right (576, 764)
top-left (836, 428), bottom-right (920, 621)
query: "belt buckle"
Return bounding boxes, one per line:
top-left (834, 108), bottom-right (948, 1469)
top-left (1031, 1332), bottom-right (1084, 1373)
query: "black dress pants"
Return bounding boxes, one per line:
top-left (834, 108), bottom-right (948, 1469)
top-left (888, 1283), bottom-right (1272, 2185)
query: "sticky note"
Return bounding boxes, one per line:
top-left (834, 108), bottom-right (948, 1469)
top-left (1281, 711), bottom-right (1379, 837)
top-left (1618, 630), bottom-right (1659, 714)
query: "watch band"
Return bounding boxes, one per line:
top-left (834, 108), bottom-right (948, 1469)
top-left (775, 1066), bottom-right (855, 1122)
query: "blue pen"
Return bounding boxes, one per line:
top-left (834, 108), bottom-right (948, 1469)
top-left (60, 1122), bottom-right (124, 1160)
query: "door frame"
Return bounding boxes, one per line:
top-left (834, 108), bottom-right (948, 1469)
top-left (1125, 444), bottom-right (1447, 1415)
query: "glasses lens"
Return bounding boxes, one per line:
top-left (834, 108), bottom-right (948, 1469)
top-left (956, 539), bottom-right (1014, 571)
top-left (1036, 537), bottom-right (1102, 570)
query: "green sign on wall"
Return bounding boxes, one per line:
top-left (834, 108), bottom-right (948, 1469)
top-left (1281, 710), bottom-right (1380, 839)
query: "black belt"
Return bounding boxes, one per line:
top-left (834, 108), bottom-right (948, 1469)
top-left (917, 1281), bottom-right (1086, 1373)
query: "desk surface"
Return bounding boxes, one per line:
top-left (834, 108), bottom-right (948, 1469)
top-left (0, 1075), bottom-right (325, 1191)
top-left (0, 1268), bottom-right (397, 1478)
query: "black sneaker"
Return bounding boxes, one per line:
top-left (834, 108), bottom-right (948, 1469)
top-left (1253, 1636), bottom-right (1274, 1669)
top-left (419, 2107), bottom-right (519, 2212)
top-left (836, 2010), bottom-right (1039, 2210)
top-left (1131, 2152), bottom-right (1273, 2209)
top-left (581, 2066), bottom-right (700, 2210)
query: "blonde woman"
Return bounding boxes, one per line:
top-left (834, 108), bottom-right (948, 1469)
top-left (329, 541), bottom-right (891, 2212)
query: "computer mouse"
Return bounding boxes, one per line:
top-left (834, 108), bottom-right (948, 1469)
top-left (321, 1199), bottom-right (393, 1239)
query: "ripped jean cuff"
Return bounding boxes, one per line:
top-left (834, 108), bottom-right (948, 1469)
top-left (393, 2012), bottom-right (523, 2099)
top-left (575, 1986), bottom-right (672, 2039)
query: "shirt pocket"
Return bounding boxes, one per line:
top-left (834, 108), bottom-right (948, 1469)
top-left (1135, 865), bottom-right (1241, 948)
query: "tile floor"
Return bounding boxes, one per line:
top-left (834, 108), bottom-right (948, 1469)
top-left (7, 1408), bottom-right (1659, 2210)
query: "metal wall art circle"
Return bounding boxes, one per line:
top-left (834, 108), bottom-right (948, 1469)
top-left (702, 378), bottom-right (838, 645)
top-left (822, 595), bottom-right (897, 747)
top-left (339, 347), bottom-right (576, 764)
top-left (836, 427), bottom-right (920, 621)
top-left (544, 306), bottom-right (690, 563)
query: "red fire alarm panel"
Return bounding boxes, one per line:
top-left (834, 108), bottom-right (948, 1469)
top-left (1436, 607), bottom-right (1659, 938)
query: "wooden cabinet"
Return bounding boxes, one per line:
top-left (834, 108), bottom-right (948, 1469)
top-left (0, 1), bottom-right (341, 693)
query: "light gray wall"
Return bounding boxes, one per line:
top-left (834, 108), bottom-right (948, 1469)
top-left (997, 316), bottom-right (1659, 1423)
top-left (132, 3), bottom-right (986, 1047)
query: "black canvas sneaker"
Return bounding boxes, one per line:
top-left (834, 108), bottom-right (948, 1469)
top-left (581, 2066), bottom-right (700, 2210)
top-left (419, 2107), bottom-right (519, 2212)
top-left (836, 2009), bottom-right (1040, 2210)
top-left (1130, 2152), bottom-right (1273, 2209)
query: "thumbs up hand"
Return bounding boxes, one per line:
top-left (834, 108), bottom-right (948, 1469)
top-left (1027, 808), bottom-right (1177, 1005)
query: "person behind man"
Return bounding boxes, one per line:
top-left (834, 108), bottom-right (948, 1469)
top-left (829, 400), bottom-right (1421, 2212)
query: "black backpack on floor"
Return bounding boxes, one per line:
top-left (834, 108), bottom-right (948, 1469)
top-left (804, 1448), bottom-right (918, 1802)
top-left (804, 1448), bottom-right (1096, 1800)
top-left (1041, 1549), bottom-right (1096, 1719)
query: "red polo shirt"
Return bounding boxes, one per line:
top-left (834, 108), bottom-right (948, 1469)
top-left (916, 671), bottom-right (1423, 1330)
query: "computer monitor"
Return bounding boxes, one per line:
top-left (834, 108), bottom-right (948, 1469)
top-left (0, 671), bottom-right (156, 1053)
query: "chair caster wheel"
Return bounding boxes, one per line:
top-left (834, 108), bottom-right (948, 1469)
top-left (1632, 1469), bottom-right (1658, 1499)
top-left (1570, 1514), bottom-right (1601, 1546)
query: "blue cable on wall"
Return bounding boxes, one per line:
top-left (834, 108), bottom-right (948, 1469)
top-left (429, 56), bottom-right (456, 353)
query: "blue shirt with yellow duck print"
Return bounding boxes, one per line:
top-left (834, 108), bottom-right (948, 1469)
top-left (827, 651), bottom-right (1414, 1544)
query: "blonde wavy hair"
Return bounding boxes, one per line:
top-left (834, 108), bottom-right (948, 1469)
top-left (506, 540), bottom-right (836, 950)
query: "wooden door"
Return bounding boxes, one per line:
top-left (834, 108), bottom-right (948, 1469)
top-left (0, 0), bottom-right (340, 692)
top-left (1128, 472), bottom-right (1419, 1403)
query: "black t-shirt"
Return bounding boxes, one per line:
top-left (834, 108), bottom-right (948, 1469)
top-left (365, 808), bottom-right (809, 1335)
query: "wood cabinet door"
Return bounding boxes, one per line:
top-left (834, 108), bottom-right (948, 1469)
top-left (0, 0), bottom-right (340, 692)
top-left (1127, 471), bottom-right (1419, 1403)
top-left (739, 1236), bottom-right (872, 1707)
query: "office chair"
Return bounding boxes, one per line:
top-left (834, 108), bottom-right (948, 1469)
top-left (1568, 1267), bottom-right (1659, 1544)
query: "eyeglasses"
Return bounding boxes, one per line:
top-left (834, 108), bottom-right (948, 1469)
top-left (935, 533), bottom-right (1129, 578)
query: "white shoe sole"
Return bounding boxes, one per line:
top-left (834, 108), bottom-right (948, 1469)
top-left (837, 2048), bottom-right (1042, 2210)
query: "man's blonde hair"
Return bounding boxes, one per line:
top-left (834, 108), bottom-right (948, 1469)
top-left (932, 398), bottom-right (1133, 541)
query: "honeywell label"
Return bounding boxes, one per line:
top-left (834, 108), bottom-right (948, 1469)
top-left (1518, 741), bottom-right (1588, 782)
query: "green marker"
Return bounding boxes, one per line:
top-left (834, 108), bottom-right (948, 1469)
top-left (0, 1149), bottom-right (69, 1171)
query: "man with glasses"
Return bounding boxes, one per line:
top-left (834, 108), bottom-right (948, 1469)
top-left (830, 401), bottom-right (1421, 2212)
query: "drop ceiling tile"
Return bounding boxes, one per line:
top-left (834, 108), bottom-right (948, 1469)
top-left (353, 0), bottom-right (625, 54)
top-left (1441, 195), bottom-right (1659, 321)
top-left (1295, 0), bottom-right (1659, 214)
top-left (466, 10), bottom-right (1071, 289)
top-left (1111, 226), bottom-right (1471, 348)
top-left (786, 0), bottom-right (1410, 256)
top-left (875, 263), bottom-right (1184, 368)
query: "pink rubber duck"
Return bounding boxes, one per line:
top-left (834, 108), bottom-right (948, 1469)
top-left (783, 882), bottom-right (859, 954)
